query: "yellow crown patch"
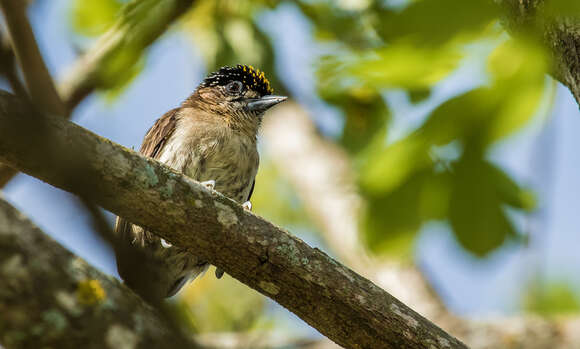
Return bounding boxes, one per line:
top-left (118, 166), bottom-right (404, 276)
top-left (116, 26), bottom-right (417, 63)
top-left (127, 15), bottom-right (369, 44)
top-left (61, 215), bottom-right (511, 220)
top-left (201, 64), bottom-right (274, 96)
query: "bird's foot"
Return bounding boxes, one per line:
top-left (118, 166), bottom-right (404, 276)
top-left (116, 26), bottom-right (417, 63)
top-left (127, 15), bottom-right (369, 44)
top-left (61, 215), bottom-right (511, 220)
top-left (161, 238), bottom-right (172, 248)
top-left (201, 179), bottom-right (216, 191)
top-left (242, 201), bottom-right (252, 211)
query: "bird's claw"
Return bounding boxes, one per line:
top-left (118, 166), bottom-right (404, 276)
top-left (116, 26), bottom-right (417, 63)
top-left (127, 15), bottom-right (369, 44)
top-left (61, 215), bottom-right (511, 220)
top-left (201, 179), bottom-right (216, 191)
top-left (161, 238), bottom-right (172, 248)
top-left (242, 201), bottom-right (252, 211)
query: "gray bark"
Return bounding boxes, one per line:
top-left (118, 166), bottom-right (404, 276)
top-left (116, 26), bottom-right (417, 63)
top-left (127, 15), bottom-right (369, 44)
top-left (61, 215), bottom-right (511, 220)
top-left (0, 196), bottom-right (196, 349)
top-left (0, 91), bottom-right (467, 349)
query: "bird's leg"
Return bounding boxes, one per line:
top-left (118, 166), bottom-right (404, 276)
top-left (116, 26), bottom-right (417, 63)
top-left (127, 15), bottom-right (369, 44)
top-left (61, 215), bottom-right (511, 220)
top-left (242, 201), bottom-right (252, 211)
top-left (201, 179), bottom-right (216, 190)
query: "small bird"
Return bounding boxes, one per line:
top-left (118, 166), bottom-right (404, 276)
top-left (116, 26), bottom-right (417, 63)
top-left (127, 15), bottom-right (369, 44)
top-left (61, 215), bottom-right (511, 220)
top-left (114, 65), bottom-right (287, 301)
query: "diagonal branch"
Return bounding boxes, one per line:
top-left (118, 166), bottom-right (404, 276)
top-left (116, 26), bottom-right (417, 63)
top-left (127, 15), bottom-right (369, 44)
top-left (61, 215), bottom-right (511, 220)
top-left (0, 195), bottom-right (198, 349)
top-left (0, 0), bottom-right (196, 188)
top-left (0, 90), bottom-right (467, 349)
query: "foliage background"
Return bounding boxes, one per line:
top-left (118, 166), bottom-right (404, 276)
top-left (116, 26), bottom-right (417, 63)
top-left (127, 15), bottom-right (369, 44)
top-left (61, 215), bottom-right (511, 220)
top-left (2, 0), bottom-right (580, 342)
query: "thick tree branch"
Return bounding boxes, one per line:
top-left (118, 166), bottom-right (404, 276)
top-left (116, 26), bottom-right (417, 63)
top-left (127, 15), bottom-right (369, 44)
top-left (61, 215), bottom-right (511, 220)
top-left (0, 196), bottom-right (197, 349)
top-left (0, 0), bottom-right (196, 188)
top-left (0, 91), bottom-right (467, 348)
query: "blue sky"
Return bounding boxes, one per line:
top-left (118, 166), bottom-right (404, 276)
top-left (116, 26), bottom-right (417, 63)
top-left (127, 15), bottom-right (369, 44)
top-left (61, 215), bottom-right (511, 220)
top-left (3, 0), bottom-right (580, 320)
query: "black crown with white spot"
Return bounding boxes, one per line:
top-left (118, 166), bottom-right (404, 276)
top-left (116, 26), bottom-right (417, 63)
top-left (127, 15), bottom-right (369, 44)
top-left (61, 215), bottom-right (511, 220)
top-left (200, 65), bottom-right (274, 96)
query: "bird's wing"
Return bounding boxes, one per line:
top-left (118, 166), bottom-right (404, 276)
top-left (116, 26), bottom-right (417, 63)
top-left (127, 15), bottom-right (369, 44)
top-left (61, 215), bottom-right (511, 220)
top-left (139, 108), bottom-right (180, 158)
top-left (114, 108), bottom-right (185, 300)
top-left (116, 107), bottom-right (180, 244)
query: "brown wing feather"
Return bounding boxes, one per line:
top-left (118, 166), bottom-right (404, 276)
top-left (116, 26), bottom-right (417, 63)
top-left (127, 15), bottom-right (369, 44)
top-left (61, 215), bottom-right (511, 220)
top-left (139, 108), bottom-right (179, 158)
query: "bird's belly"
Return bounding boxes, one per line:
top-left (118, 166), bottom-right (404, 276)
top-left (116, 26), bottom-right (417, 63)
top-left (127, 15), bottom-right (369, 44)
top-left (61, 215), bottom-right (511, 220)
top-left (201, 165), bottom-right (254, 202)
top-left (185, 142), bottom-right (257, 203)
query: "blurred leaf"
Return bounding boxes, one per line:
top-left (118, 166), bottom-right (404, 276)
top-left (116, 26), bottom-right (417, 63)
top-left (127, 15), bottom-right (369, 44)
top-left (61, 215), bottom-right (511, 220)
top-left (485, 38), bottom-right (548, 142)
top-left (321, 87), bottom-right (390, 153)
top-left (182, 0), bottom-right (287, 93)
top-left (297, 0), bottom-right (380, 49)
top-left (544, 0), bottom-right (580, 17)
top-left (99, 51), bottom-right (146, 100)
top-left (359, 135), bottom-right (432, 194)
top-left (378, 0), bottom-right (499, 45)
top-left (252, 159), bottom-right (314, 229)
top-left (363, 169), bottom-right (451, 256)
top-left (525, 282), bottom-right (580, 315)
top-left (68, 0), bottom-right (199, 95)
top-left (486, 164), bottom-right (536, 210)
top-left (71, 0), bottom-right (121, 37)
top-left (448, 146), bottom-right (521, 256)
top-left (319, 43), bottom-right (462, 91)
top-left (181, 272), bottom-right (266, 333)
top-left (408, 88), bottom-right (431, 104)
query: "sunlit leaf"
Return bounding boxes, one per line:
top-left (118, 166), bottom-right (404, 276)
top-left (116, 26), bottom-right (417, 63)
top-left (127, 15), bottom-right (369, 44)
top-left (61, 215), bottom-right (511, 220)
top-left (180, 273), bottom-right (266, 333)
top-left (252, 159), bottom-right (314, 229)
top-left (485, 38), bottom-right (548, 142)
top-left (524, 281), bottom-right (580, 315)
top-left (359, 135), bottom-right (432, 194)
top-left (319, 43), bottom-right (462, 91)
top-left (71, 0), bottom-right (121, 37)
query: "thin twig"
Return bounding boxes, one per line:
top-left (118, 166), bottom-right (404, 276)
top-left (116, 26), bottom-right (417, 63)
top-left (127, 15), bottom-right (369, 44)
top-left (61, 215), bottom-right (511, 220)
top-left (0, 0), bottom-right (66, 116)
top-left (0, 31), bottom-right (28, 98)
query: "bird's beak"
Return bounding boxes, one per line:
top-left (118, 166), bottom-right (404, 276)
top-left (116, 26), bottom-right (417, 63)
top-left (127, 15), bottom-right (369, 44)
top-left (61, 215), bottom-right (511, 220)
top-left (246, 95), bottom-right (288, 113)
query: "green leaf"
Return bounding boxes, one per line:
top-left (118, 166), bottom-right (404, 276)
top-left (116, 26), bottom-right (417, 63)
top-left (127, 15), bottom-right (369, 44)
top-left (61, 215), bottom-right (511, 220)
top-left (71, 0), bottom-right (121, 37)
top-left (448, 147), bottom-right (519, 256)
top-left (362, 169), bottom-right (451, 256)
top-left (544, 0), bottom-right (580, 17)
top-left (321, 87), bottom-right (390, 153)
top-left (524, 281), bottom-right (580, 315)
top-left (485, 38), bottom-right (548, 142)
top-left (408, 88), bottom-right (432, 104)
top-left (378, 0), bottom-right (499, 45)
top-left (359, 135), bottom-right (432, 195)
top-left (297, 1), bottom-right (379, 49)
top-left (319, 43), bottom-right (463, 91)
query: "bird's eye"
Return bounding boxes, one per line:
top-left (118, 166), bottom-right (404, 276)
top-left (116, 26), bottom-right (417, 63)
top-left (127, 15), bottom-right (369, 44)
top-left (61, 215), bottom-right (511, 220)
top-left (226, 81), bottom-right (243, 95)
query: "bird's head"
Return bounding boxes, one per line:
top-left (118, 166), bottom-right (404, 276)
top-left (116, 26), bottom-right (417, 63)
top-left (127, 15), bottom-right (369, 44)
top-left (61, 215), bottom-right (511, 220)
top-left (190, 65), bottom-right (287, 125)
